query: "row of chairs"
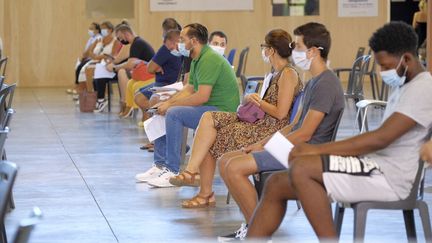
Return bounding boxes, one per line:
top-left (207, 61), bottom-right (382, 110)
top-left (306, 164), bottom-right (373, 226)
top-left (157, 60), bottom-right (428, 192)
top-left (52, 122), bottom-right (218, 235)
top-left (237, 49), bottom-right (432, 241)
top-left (0, 57), bottom-right (42, 243)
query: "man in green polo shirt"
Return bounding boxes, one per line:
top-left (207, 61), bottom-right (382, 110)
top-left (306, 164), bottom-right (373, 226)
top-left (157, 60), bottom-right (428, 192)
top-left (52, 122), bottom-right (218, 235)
top-left (137, 23), bottom-right (240, 188)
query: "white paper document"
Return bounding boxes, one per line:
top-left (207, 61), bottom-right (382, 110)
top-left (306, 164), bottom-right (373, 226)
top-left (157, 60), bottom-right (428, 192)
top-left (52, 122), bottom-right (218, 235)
top-left (151, 82), bottom-right (184, 93)
top-left (143, 115), bottom-right (166, 142)
top-left (264, 132), bottom-right (294, 168)
top-left (94, 60), bottom-right (116, 79)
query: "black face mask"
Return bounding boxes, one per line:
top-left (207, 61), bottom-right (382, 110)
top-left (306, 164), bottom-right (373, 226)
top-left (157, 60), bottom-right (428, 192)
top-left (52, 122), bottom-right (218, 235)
top-left (120, 39), bottom-right (129, 45)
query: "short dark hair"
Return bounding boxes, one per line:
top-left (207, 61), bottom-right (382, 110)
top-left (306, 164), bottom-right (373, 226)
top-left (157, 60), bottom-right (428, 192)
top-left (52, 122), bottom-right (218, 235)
top-left (369, 21), bottom-right (418, 56)
top-left (209, 31), bottom-right (228, 44)
top-left (162, 18), bottom-right (181, 32)
top-left (91, 22), bottom-right (101, 34)
top-left (265, 29), bottom-right (293, 59)
top-left (184, 23), bottom-right (208, 44)
top-left (164, 29), bottom-right (180, 42)
top-left (101, 21), bottom-right (114, 31)
top-left (293, 22), bottom-right (331, 59)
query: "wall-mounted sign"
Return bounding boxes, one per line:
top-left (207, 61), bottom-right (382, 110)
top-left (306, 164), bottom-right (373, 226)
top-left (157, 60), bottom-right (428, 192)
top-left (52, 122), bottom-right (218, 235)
top-left (150, 0), bottom-right (254, 12)
top-left (272, 0), bottom-right (319, 16)
top-left (338, 0), bottom-right (378, 17)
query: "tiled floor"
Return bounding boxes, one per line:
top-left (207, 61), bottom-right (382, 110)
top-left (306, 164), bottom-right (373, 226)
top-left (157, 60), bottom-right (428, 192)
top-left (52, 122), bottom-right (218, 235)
top-left (3, 87), bottom-right (432, 243)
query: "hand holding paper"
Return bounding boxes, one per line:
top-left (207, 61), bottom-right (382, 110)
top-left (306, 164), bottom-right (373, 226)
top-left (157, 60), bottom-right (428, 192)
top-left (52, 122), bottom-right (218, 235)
top-left (263, 132), bottom-right (294, 168)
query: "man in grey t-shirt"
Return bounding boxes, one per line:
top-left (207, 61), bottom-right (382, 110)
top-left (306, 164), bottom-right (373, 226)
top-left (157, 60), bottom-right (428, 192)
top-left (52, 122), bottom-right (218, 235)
top-left (217, 22), bottom-right (344, 241)
top-left (246, 22), bottom-right (432, 240)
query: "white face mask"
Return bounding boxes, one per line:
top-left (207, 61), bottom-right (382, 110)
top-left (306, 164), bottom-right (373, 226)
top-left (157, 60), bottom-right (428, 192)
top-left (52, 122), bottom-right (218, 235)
top-left (178, 43), bottom-right (190, 57)
top-left (101, 29), bottom-right (109, 37)
top-left (170, 49), bottom-right (182, 57)
top-left (209, 45), bottom-right (226, 56)
top-left (261, 49), bottom-right (270, 63)
top-left (88, 30), bottom-right (95, 37)
top-left (292, 49), bottom-right (312, 71)
top-left (379, 56), bottom-right (408, 87)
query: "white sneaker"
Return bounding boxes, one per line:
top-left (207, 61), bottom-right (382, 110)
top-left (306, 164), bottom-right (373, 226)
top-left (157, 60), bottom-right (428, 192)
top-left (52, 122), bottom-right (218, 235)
top-left (94, 100), bottom-right (108, 113)
top-left (147, 168), bottom-right (178, 188)
top-left (135, 165), bottom-right (163, 183)
top-left (218, 223), bottom-right (248, 242)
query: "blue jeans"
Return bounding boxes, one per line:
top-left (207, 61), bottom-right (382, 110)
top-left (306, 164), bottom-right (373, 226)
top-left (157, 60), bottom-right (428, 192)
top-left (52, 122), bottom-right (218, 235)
top-left (154, 105), bottom-right (219, 173)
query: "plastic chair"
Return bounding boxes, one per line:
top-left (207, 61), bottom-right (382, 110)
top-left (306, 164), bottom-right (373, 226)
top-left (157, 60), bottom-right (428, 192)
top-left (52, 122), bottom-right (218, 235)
top-left (0, 161), bottom-right (18, 243)
top-left (236, 47), bottom-right (249, 78)
top-left (364, 49), bottom-right (380, 100)
top-left (12, 207), bottom-right (43, 243)
top-left (333, 159), bottom-right (432, 242)
top-left (334, 47), bottom-right (365, 80)
top-left (0, 58), bottom-right (7, 77)
top-left (227, 48), bottom-right (236, 66)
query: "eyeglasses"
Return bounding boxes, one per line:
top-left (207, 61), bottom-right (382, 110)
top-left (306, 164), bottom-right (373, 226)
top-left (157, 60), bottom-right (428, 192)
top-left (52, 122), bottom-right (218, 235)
top-left (260, 44), bottom-right (270, 49)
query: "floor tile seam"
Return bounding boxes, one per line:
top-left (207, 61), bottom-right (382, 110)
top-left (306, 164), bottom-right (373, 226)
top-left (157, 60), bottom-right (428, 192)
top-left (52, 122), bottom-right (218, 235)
top-left (31, 89), bottom-right (120, 242)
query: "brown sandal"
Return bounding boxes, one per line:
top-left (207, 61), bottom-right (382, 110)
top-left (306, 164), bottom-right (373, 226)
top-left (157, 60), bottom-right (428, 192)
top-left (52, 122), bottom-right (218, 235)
top-left (182, 192), bottom-right (216, 209)
top-left (169, 170), bottom-right (200, 187)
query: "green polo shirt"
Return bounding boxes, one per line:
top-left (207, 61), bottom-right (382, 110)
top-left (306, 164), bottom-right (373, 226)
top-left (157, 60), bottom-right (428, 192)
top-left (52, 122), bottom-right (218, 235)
top-left (189, 45), bottom-right (240, 112)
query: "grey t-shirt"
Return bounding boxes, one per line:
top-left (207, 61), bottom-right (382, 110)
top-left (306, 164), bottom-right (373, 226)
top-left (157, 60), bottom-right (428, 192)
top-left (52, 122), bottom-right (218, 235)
top-left (292, 69), bottom-right (345, 144)
top-left (367, 71), bottom-right (432, 199)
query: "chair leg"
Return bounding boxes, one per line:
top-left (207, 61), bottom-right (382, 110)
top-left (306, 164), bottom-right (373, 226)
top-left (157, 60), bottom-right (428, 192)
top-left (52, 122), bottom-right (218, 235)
top-left (403, 210), bottom-right (417, 241)
top-left (295, 200), bottom-right (302, 210)
top-left (107, 81), bottom-right (112, 112)
top-left (417, 201), bottom-right (432, 242)
top-left (333, 203), bottom-right (345, 237)
top-left (1, 222), bottom-right (7, 243)
top-left (353, 206), bottom-right (368, 243)
top-left (370, 76), bottom-right (376, 100)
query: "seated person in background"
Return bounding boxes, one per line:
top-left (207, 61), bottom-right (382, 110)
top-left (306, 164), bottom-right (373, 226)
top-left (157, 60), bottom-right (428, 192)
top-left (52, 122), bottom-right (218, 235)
top-left (169, 29), bottom-right (304, 209)
top-left (84, 21), bottom-right (121, 93)
top-left (107, 22), bottom-right (155, 116)
top-left (135, 23), bottom-right (240, 188)
top-left (162, 17), bottom-right (182, 38)
top-left (412, 0), bottom-right (428, 49)
top-left (208, 31), bottom-right (227, 56)
top-left (76, 21), bottom-right (121, 95)
top-left (68, 22), bottom-right (102, 96)
top-left (246, 21), bottom-right (432, 241)
top-left (217, 22), bottom-right (344, 241)
top-left (134, 30), bottom-right (182, 124)
top-left (421, 140), bottom-right (432, 162)
top-left (93, 43), bottom-right (131, 113)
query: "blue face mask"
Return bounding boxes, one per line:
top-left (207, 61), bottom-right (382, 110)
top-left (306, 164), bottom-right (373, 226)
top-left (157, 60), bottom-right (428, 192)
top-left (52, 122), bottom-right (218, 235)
top-left (170, 49), bottom-right (182, 57)
top-left (101, 29), bottom-right (109, 37)
top-left (380, 56), bottom-right (408, 87)
top-left (178, 43), bottom-right (190, 57)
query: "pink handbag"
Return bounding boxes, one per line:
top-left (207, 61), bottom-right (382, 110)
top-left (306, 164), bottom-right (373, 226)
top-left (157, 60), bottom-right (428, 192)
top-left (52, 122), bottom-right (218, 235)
top-left (237, 102), bottom-right (265, 123)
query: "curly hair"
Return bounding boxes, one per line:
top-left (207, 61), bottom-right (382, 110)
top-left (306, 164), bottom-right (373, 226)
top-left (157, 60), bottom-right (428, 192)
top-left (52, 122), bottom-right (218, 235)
top-left (369, 21), bottom-right (418, 56)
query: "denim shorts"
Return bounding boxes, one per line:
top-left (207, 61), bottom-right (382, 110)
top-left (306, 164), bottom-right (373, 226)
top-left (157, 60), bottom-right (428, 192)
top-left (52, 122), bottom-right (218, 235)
top-left (252, 150), bottom-right (286, 172)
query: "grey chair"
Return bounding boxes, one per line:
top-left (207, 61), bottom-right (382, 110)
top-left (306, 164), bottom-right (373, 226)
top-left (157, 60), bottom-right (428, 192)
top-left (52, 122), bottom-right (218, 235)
top-left (12, 207), bottom-right (42, 243)
top-left (240, 75), bottom-right (264, 96)
top-left (251, 109), bottom-right (344, 209)
top-left (236, 47), bottom-right (249, 78)
top-left (365, 49), bottom-right (380, 100)
top-left (0, 58), bottom-right (7, 77)
top-left (333, 159), bottom-right (432, 242)
top-left (334, 47), bottom-right (365, 80)
top-left (0, 160), bottom-right (18, 243)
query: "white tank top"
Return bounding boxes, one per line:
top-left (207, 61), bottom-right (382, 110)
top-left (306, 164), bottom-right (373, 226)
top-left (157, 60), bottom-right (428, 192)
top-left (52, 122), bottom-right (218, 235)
top-left (92, 38), bottom-right (115, 56)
